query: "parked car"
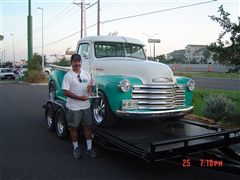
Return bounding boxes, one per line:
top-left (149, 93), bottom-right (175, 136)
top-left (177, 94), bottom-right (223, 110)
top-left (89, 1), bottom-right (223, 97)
top-left (0, 68), bottom-right (15, 80)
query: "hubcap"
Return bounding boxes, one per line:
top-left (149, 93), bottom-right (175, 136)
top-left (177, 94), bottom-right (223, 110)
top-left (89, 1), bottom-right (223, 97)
top-left (47, 114), bottom-right (53, 128)
top-left (57, 116), bottom-right (64, 134)
top-left (93, 97), bottom-right (105, 124)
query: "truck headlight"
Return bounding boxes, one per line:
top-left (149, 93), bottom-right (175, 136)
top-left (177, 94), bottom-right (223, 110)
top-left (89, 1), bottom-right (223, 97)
top-left (119, 79), bottom-right (130, 92)
top-left (187, 79), bottom-right (195, 91)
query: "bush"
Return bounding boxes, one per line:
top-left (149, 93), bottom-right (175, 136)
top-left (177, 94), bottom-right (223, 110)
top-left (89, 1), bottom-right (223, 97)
top-left (53, 58), bottom-right (70, 66)
top-left (28, 53), bottom-right (42, 71)
top-left (202, 94), bottom-right (235, 121)
top-left (24, 70), bottom-right (46, 83)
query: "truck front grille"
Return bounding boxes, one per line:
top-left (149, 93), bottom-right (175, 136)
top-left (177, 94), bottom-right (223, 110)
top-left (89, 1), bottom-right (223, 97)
top-left (132, 84), bottom-right (185, 110)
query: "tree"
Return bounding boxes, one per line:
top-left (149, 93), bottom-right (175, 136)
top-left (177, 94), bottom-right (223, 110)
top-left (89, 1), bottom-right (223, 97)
top-left (53, 57), bottom-right (70, 66)
top-left (156, 54), bottom-right (167, 63)
top-left (28, 53), bottom-right (42, 70)
top-left (208, 5), bottom-right (240, 72)
top-left (203, 49), bottom-right (211, 64)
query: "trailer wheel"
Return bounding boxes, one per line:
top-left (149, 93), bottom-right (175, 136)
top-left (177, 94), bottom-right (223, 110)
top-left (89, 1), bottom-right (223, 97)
top-left (92, 91), bottom-right (117, 127)
top-left (45, 103), bottom-right (55, 131)
top-left (55, 108), bottom-right (68, 139)
top-left (49, 81), bottom-right (56, 100)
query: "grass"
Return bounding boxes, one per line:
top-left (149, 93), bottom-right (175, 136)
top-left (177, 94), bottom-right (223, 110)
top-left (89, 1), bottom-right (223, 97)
top-left (174, 71), bottom-right (240, 79)
top-left (192, 88), bottom-right (240, 128)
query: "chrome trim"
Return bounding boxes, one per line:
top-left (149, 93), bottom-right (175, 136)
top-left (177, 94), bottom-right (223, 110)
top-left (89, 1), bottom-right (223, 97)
top-left (134, 84), bottom-right (174, 88)
top-left (116, 106), bottom-right (194, 118)
top-left (131, 84), bottom-right (186, 110)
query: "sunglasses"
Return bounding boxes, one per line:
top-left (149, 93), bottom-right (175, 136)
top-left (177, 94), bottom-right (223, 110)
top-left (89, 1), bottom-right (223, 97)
top-left (77, 74), bottom-right (82, 83)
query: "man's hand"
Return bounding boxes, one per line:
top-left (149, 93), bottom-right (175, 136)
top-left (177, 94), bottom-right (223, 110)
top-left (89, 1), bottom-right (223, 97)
top-left (64, 90), bottom-right (88, 101)
top-left (87, 80), bottom-right (94, 95)
top-left (80, 95), bottom-right (88, 101)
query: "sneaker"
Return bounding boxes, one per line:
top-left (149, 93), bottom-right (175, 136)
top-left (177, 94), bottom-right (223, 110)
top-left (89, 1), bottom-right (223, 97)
top-left (86, 148), bottom-right (98, 158)
top-left (73, 147), bottom-right (82, 159)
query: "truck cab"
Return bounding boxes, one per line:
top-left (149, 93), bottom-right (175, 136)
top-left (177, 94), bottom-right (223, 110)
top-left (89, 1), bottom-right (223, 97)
top-left (49, 36), bottom-right (195, 126)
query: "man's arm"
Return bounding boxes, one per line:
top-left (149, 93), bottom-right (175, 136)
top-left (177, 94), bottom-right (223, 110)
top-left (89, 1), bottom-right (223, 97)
top-left (63, 90), bottom-right (88, 101)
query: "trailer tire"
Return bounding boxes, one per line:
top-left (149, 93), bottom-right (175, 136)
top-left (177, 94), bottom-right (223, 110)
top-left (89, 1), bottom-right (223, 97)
top-left (49, 81), bottom-right (56, 100)
top-left (45, 103), bottom-right (55, 131)
top-left (91, 91), bottom-right (117, 127)
top-left (55, 108), bottom-right (68, 139)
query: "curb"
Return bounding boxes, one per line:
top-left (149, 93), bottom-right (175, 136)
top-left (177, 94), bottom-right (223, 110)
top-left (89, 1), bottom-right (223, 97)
top-left (18, 81), bottom-right (48, 85)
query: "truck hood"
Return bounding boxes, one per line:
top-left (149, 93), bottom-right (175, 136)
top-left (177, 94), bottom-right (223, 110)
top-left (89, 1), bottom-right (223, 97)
top-left (94, 57), bottom-right (174, 84)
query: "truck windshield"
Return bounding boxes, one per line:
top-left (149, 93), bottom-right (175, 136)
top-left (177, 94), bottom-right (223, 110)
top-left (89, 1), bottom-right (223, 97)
top-left (94, 42), bottom-right (146, 60)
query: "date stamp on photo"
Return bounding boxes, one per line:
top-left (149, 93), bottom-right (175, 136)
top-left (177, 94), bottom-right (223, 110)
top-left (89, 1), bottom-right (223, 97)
top-left (182, 159), bottom-right (224, 168)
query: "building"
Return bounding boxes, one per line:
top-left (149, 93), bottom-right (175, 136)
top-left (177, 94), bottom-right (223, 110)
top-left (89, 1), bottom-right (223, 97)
top-left (185, 44), bottom-right (214, 64)
top-left (167, 49), bottom-right (186, 63)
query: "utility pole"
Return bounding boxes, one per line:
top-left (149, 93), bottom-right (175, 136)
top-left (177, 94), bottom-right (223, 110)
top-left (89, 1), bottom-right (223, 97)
top-left (74, 0), bottom-right (99, 37)
top-left (27, 0), bottom-right (33, 61)
top-left (37, 7), bottom-right (44, 69)
top-left (97, 0), bottom-right (100, 35)
top-left (81, 1), bottom-right (83, 38)
top-left (10, 34), bottom-right (15, 67)
top-left (73, 1), bottom-right (84, 38)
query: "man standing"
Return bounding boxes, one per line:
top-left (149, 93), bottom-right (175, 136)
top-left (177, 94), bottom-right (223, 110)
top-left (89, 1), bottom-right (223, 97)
top-left (62, 54), bottom-right (97, 159)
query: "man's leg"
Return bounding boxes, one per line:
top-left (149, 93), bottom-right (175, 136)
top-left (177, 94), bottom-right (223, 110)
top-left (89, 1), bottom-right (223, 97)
top-left (82, 109), bottom-right (98, 158)
top-left (66, 109), bottom-right (82, 159)
top-left (83, 126), bottom-right (92, 150)
top-left (69, 128), bottom-right (78, 149)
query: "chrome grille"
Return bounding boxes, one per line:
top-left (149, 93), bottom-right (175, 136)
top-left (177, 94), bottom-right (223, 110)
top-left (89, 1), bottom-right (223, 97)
top-left (132, 84), bottom-right (185, 110)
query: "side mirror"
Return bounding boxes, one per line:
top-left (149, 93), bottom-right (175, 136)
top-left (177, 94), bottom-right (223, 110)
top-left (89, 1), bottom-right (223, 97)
top-left (82, 52), bottom-right (89, 59)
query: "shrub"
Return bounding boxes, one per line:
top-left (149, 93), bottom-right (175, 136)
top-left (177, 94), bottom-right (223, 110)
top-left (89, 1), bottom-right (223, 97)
top-left (202, 94), bottom-right (235, 121)
top-left (53, 58), bottom-right (70, 66)
top-left (24, 70), bottom-right (46, 83)
top-left (28, 53), bottom-right (42, 71)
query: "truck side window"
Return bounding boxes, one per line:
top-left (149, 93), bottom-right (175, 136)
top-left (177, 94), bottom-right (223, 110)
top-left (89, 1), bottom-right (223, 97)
top-left (78, 43), bottom-right (89, 58)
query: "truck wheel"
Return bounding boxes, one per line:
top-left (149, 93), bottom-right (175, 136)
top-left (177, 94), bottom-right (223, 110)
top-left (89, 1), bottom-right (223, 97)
top-left (49, 81), bottom-right (56, 100)
top-left (92, 91), bottom-right (117, 127)
top-left (45, 103), bottom-right (55, 131)
top-left (55, 108), bottom-right (68, 139)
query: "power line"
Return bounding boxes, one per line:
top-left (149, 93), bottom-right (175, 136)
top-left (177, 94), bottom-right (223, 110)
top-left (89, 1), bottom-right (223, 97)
top-left (42, 0), bottom-right (217, 47)
top-left (101, 0), bottom-right (217, 24)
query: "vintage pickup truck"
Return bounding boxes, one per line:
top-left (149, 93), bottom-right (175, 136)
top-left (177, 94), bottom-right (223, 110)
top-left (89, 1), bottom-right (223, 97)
top-left (48, 36), bottom-right (195, 126)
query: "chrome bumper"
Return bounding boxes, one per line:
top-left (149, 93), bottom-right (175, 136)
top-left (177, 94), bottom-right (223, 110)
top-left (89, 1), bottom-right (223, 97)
top-left (116, 106), bottom-right (194, 119)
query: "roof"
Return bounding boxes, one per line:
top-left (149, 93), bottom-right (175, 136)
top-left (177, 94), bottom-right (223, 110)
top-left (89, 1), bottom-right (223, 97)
top-left (79, 36), bottom-right (145, 46)
top-left (185, 44), bottom-right (207, 48)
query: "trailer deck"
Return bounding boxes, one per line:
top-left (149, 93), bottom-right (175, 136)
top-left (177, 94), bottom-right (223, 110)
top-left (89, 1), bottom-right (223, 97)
top-left (92, 118), bottom-right (240, 162)
top-left (45, 100), bottom-right (240, 174)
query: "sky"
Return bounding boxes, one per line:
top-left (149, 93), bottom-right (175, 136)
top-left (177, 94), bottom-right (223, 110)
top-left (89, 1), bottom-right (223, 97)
top-left (0, 0), bottom-right (239, 63)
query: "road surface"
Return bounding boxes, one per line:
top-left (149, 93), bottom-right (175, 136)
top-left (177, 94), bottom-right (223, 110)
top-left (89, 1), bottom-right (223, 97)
top-left (0, 83), bottom-right (239, 179)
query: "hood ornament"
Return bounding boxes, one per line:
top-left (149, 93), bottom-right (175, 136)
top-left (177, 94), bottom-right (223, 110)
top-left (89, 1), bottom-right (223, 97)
top-left (152, 77), bottom-right (172, 83)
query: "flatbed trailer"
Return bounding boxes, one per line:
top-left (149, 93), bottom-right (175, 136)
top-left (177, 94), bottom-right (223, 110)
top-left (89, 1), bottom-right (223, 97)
top-left (45, 100), bottom-right (240, 174)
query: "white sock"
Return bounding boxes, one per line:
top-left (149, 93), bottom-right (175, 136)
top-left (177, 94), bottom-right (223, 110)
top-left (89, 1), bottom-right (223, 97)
top-left (72, 141), bottom-right (78, 150)
top-left (86, 139), bottom-right (92, 150)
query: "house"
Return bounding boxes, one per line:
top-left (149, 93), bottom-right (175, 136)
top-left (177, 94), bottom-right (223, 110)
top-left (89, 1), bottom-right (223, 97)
top-left (185, 45), bottom-right (214, 64)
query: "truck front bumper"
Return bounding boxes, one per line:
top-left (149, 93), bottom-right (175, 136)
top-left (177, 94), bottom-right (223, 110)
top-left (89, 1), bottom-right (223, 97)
top-left (116, 106), bottom-right (194, 119)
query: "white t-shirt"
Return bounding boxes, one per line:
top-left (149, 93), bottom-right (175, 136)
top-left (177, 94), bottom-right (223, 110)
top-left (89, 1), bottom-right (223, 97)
top-left (62, 70), bottom-right (91, 111)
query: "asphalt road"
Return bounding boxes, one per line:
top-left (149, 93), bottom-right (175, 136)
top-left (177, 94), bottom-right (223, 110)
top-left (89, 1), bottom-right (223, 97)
top-left (0, 83), bottom-right (239, 180)
top-left (192, 77), bottom-right (240, 90)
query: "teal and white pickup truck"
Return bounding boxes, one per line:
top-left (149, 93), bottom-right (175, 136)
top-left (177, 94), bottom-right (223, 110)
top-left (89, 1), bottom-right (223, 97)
top-left (48, 36), bottom-right (195, 126)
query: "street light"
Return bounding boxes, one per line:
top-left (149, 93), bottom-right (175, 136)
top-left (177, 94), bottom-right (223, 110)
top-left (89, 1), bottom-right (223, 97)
top-left (37, 7), bottom-right (44, 69)
top-left (10, 33), bottom-right (15, 67)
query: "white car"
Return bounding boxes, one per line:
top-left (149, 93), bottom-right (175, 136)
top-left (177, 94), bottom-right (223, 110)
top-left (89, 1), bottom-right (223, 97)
top-left (0, 68), bottom-right (15, 80)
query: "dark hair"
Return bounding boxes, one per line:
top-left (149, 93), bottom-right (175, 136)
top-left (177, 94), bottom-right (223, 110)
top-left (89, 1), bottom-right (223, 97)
top-left (71, 54), bottom-right (82, 61)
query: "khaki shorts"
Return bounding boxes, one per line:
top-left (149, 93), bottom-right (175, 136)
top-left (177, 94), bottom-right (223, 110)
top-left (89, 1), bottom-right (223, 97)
top-left (66, 108), bottom-right (93, 128)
